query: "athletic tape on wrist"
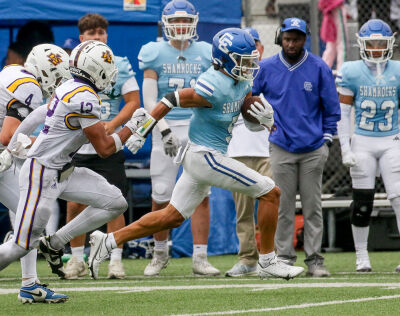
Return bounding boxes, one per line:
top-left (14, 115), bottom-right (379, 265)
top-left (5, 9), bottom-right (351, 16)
top-left (111, 133), bottom-right (123, 152)
top-left (161, 91), bottom-right (180, 109)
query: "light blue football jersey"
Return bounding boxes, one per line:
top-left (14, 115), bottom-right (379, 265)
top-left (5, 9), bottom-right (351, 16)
top-left (190, 67), bottom-right (252, 154)
top-left (138, 40), bottom-right (211, 120)
top-left (337, 60), bottom-right (400, 137)
top-left (99, 56), bottom-right (135, 121)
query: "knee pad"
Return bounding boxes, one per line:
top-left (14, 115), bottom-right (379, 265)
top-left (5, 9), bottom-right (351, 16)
top-left (350, 189), bottom-right (375, 227)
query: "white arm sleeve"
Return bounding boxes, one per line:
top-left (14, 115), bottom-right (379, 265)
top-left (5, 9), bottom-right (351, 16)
top-left (142, 77), bottom-right (169, 132)
top-left (7, 104), bottom-right (47, 151)
top-left (337, 103), bottom-right (353, 152)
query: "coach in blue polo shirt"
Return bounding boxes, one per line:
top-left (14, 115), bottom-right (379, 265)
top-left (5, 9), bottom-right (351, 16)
top-left (252, 17), bottom-right (340, 277)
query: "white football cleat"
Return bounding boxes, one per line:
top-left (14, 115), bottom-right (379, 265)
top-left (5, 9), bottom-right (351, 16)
top-left (257, 256), bottom-right (304, 280)
top-left (88, 231), bottom-right (112, 279)
top-left (356, 256), bottom-right (372, 272)
top-left (108, 260), bottom-right (126, 279)
top-left (192, 254), bottom-right (220, 276)
top-left (144, 250), bottom-right (169, 276)
top-left (64, 256), bottom-right (87, 279)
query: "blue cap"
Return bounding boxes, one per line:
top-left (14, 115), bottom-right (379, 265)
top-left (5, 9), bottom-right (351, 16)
top-left (243, 27), bottom-right (260, 42)
top-left (62, 38), bottom-right (80, 50)
top-left (281, 17), bottom-right (307, 35)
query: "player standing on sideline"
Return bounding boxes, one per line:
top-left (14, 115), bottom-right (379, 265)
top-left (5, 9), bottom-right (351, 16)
top-left (336, 19), bottom-right (400, 272)
top-left (88, 28), bottom-right (305, 281)
top-left (0, 41), bottom-right (146, 284)
top-left (64, 13), bottom-right (140, 280)
top-left (0, 44), bottom-right (70, 303)
top-left (139, 0), bottom-right (219, 276)
top-left (226, 27), bottom-right (272, 277)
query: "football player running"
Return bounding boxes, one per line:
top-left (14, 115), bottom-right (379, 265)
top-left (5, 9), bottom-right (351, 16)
top-left (138, 0), bottom-right (219, 276)
top-left (337, 19), bottom-right (400, 272)
top-left (89, 28), bottom-right (304, 281)
top-left (0, 41), bottom-right (146, 290)
top-left (0, 44), bottom-right (70, 303)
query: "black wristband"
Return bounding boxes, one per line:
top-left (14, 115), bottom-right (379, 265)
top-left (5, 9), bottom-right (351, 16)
top-left (161, 128), bottom-right (172, 137)
top-left (161, 91), bottom-right (179, 109)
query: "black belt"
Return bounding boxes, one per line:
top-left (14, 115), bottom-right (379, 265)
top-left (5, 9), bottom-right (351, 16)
top-left (57, 163), bottom-right (75, 182)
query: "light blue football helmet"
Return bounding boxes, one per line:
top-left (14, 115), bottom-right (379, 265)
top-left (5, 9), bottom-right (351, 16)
top-left (212, 28), bottom-right (259, 81)
top-left (161, 0), bottom-right (198, 41)
top-left (357, 19), bottom-right (395, 63)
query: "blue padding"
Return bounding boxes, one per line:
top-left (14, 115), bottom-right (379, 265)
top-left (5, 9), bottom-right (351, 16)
top-left (171, 186), bottom-right (239, 257)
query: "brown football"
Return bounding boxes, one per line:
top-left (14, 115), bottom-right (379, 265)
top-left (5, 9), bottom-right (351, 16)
top-left (241, 96), bottom-right (263, 124)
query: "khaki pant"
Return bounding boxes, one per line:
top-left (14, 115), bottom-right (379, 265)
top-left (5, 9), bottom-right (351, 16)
top-left (232, 156), bottom-right (273, 266)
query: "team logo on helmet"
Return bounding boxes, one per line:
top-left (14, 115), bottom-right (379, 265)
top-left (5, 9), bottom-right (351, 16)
top-left (47, 53), bottom-right (63, 66)
top-left (102, 50), bottom-right (113, 64)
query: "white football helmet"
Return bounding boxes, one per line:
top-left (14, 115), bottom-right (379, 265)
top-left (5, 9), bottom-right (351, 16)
top-left (24, 44), bottom-right (71, 98)
top-left (69, 40), bottom-right (118, 92)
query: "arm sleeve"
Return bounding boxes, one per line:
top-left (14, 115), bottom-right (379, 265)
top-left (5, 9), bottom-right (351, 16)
top-left (7, 104), bottom-right (47, 151)
top-left (320, 67), bottom-right (341, 135)
top-left (337, 103), bottom-right (353, 152)
top-left (142, 77), bottom-right (158, 112)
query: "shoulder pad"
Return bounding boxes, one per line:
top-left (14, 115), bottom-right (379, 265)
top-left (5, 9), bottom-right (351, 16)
top-left (138, 42), bottom-right (160, 70)
top-left (115, 56), bottom-right (135, 78)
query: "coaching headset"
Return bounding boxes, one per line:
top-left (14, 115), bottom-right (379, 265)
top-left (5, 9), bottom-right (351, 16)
top-left (275, 17), bottom-right (310, 46)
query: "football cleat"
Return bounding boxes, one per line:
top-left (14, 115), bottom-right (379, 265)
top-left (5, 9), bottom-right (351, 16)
top-left (356, 256), bottom-right (372, 272)
top-left (108, 260), bottom-right (126, 279)
top-left (88, 230), bottom-right (112, 279)
top-left (306, 263), bottom-right (331, 277)
top-left (64, 256), bottom-right (87, 279)
top-left (18, 283), bottom-right (68, 304)
top-left (38, 236), bottom-right (65, 278)
top-left (144, 250), bottom-right (169, 276)
top-left (257, 256), bottom-right (304, 280)
top-left (192, 254), bottom-right (220, 276)
top-left (225, 262), bottom-right (257, 277)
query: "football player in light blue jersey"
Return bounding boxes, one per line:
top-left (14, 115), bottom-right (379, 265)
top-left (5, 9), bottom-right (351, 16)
top-left (337, 19), bottom-right (400, 272)
top-left (88, 28), bottom-right (305, 281)
top-left (65, 13), bottom-right (140, 280)
top-left (137, 0), bottom-right (219, 276)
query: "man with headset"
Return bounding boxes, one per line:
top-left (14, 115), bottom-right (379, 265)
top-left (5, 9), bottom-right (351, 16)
top-left (252, 17), bottom-right (340, 277)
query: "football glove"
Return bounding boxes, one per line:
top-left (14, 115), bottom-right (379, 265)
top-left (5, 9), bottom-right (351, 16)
top-left (248, 93), bottom-right (274, 128)
top-left (161, 129), bottom-right (180, 157)
top-left (342, 150), bottom-right (357, 167)
top-left (125, 108), bottom-right (149, 134)
top-left (10, 133), bottom-right (32, 159)
top-left (125, 133), bottom-right (146, 155)
top-left (0, 149), bottom-right (12, 172)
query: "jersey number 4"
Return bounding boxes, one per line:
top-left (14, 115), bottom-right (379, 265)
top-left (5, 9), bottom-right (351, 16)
top-left (360, 99), bottom-right (395, 132)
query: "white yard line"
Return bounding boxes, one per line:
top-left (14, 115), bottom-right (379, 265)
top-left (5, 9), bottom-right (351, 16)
top-left (2, 282), bottom-right (400, 294)
top-left (171, 294), bottom-right (400, 315)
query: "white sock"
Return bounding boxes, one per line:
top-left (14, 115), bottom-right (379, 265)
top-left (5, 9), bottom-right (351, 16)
top-left (21, 277), bottom-right (36, 287)
top-left (259, 251), bottom-right (276, 267)
top-left (20, 249), bottom-right (38, 281)
top-left (71, 246), bottom-right (85, 262)
top-left (352, 224), bottom-right (369, 257)
top-left (193, 244), bottom-right (207, 256)
top-left (110, 248), bottom-right (123, 264)
top-left (105, 233), bottom-right (117, 250)
top-left (154, 240), bottom-right (168, 253)
top-left (391, 197), bottom-right (400, 234)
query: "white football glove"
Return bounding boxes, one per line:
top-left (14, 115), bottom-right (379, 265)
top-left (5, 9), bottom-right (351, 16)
top-left (125, 108), bottom-right (149, 134)
top-left (161, 129), bottom-right (180, 157)
top-left (125, 133), bottom-right (146, 154)
top-left (10, 133), bottom-right (32, 159)
top-left (0, 149), bottom-right (13, 172)
top-left (342, 150), bottom-right (357, 167)
top-left (248, 93), bottom-right (274, 128)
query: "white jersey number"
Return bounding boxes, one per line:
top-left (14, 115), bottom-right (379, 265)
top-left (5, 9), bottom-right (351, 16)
top-left (168, 78), bottom-right (196, 90)
top-left (359, 99), bottom-right (395, 132)
top-left (226, 114), bottom-right (240, 144)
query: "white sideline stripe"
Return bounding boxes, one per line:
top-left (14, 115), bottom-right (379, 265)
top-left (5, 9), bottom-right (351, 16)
top-left (2, 282), bottom-right (400, 295)
top-left (171, 294), bottom-right (400, 315)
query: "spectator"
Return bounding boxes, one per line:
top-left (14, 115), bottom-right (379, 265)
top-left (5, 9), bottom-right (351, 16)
top-left (64, 13), bottom-right (140, 280)
top-left (252, 17), bottom-right (341, 277)
top-left (319, 0), bottom-right (349, 71)
top-left (226, 27), bottom-right (272, 277)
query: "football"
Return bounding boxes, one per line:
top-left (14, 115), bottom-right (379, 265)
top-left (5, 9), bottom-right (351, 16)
top-left (241, 96), bottom-right (263, 124)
